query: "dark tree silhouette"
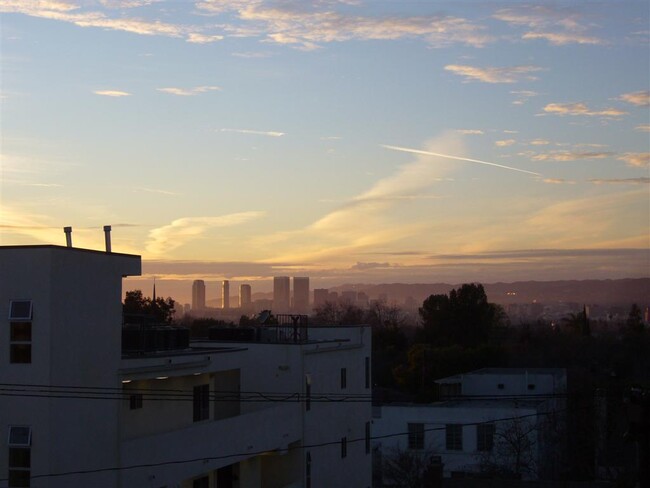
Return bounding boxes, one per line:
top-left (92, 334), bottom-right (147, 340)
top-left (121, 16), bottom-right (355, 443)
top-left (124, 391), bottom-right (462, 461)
top-left (123, 289), bottom-right (175, 324)
top-left (419, 283), bottom-right (502, 347)
top-left (626, 303), bottom-right (644, 334)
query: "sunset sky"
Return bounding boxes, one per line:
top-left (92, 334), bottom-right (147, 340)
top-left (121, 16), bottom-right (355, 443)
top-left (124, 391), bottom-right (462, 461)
top-left (1, 0), bottom-right (648, 301)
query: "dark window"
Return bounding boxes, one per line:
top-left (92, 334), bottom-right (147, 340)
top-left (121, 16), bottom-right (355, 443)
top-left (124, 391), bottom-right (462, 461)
top-left (445, 424), bottom-right (463, 451)
top-left (341, 437), bottom-right (347, 458)
top-left (8, 426), bottom-right (31, 447)
top-left (497, 383), bottom-right (505, 390)
top-left (528, 384), bottom-right (536, 390)
top-left (193, 384), bottom-right (210, 422)
top-left (365, 356), bottom-right (370, 389)
top-left (129, 393), bottom-right (143, 410)
top-left (9, 301), bottom-right (32, 321)
top-left (10, 322), bottom-right (32, 364)
top-left (365, 421), bottom-right (371, 454)
top-left (408, 423), bottom-right (425, 449)
top-left (305, 376), bottom-right (311, 411)
top-left (476, 423), bottom-right (495, 451)
top-left (8, 427), bottom-right (31, 488)
top-left (340, 368), bottom-right (347, 389)
top-left (192, 476), bottom-right (209, 488)
top-left (306, 452), bottom-right (312, 488)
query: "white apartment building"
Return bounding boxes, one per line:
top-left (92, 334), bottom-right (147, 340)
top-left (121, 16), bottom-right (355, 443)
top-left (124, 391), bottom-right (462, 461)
top-left (373, 368), bottom-right (566, 482)
top-left (1, 244), bottom-right (372, 488)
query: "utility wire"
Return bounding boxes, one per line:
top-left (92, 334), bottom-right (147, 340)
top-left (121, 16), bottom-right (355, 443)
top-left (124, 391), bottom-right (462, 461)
top-left (0, 406), bottom-right (578, 483)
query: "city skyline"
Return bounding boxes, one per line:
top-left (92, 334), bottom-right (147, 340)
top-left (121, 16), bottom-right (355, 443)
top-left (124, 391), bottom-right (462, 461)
top-left (1, 1), bottom-right (648, 291)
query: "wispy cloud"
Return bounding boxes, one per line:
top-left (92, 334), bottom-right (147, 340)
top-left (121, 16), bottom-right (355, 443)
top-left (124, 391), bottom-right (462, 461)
top-left (157, 86), bottom-right (221, 96)
top-left (511, 90), bottom-right (539, 105)
top-left (219, 128), bottom-right (285, 137)
top-left (530, 139), bottom-right (550, 145)
top-left (522, 31), bottom-right (602, 45)
top-left (494, 6), bottom-right (604, 46)
top-left (93, 89), bottom-right (131, 97)
top-left (617, 90), bottom-right (650, 107)
top-left (635, 124), bottom-right (650, 132)
top-left (456, 129), bottom-right (484, 135)
top-left (589, 178), bottom-right (650, 185)
top-left (531, 151), bottom-right (613, 162)
top-left (146, 212), bottom-right (266, 256)
top-left (381, 144), bottom-right (541, 176)
top-left (618, 153), bottom-right (649, 168)
top-left (542, 178), bottom-right (576, 185)
top-left (186, 33), bottom-right (223, 44)
top-left (133, 187), bottom-right (181, 196)
top-left (495, 139), bottom-right (516, 147)
top-left (199, 2), bottom-right (494, 50)
top-left (445, 64), bottom-right (543, 83)
top-left (543, 102), bottom-right (627, 117)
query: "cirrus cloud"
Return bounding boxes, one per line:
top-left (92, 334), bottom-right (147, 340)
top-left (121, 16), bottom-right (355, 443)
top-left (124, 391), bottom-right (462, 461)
top-left (445, 64), bottom-right (543, 83)
top-left (543, 102), bottom-right (627, 117)
top-left (93, 89), bottom-right (130, 97)
top-left (617, 153), bottom-right (650, 168)
top-left (617, 90), bottom-right (650, 107)
top-left (146, 211), bottom-right (266, 256)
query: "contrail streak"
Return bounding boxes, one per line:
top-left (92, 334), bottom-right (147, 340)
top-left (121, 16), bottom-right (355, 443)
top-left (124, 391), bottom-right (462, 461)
top-left (381, 144), bottom-right (542, 176)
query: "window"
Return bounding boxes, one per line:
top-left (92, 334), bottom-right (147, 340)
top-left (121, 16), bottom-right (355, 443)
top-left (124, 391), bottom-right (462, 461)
top-left (192, 476), bottom-right (209, 488)
top-left (365, 357), bottom-right (370, 389)
top-left (341, 437), bottom-right (347, 458)
top-left (365, 421), bottom-right (371, 454)
top-left (497, 383), bottom-right (505, 390)
top-left (305, 452), bottom-right (312, 488)
top-left (527, 384), bottom-right (536, 390)
top-left (8, 426), bottom-right (31, 488)
top-left (476, 423), bottom-right (495, 451)
top-left (340, 368), bottom-right (347, 389)
top-left (305, 375), bottom-right (311, 411)
top-left (408, 423), bottom-right (425, 450)
top-left (445, 424), bottom-right (462, 451)
top-left (9, 301), bottom-right (32, 365)
top-left (193, 384), bottom-right (210, 422)
top-left (9, 301), bottom-right (32, 321)
top-left (129, 393), bottom-right (143, 410)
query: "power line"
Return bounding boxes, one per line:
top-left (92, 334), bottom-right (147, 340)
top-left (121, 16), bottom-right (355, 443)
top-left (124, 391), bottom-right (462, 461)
top-left (0, 405), bottom-right (577, 483)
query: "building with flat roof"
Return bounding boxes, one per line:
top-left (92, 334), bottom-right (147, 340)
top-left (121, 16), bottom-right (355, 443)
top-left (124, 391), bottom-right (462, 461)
top-left (293, 277), bottom-right (310, 314)
top-left (273, 276), bottom-right (290, 314)
top-left (192, 279), bottom-right (206, 311)
top-left (1, 244), bottom-right (372, 488)
top-left (239, 284), bottom-right (252, 310)
top-left (222, 279), bottom-right (230, 309)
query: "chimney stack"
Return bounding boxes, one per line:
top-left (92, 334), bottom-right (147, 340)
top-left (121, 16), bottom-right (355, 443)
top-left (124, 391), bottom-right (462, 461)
top-left (103, 225), bottom-right (112, 253)
top-left (63, 226), bottom-right (72, 247)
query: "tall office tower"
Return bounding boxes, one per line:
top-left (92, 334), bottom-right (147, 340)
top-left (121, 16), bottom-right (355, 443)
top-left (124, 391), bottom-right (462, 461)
top-left (273, 276), bottom-right (290, 313)
top-left (292, 277), bottom-right (310, 314)
top-left (192, 280), bottom-right (206, 311)
top-left (222, 280), bottom-right (230, 309)
top-left (341, 290), bottom-right (357, 305)
top-left (239, 284), bottom-right (252, 309)
top-left (313, 288), bottom-right (329, 309)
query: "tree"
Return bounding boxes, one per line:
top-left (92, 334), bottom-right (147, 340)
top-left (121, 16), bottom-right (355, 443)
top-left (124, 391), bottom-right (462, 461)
top-left (379, 447), bottom-right (442, 488)
top-left (419, 283), bottom-right (501, 347)
top-left (479, 416), bottom-right (538, 479)
top-left (626, 304), bottom-right (644, 334)
top-left (123, 290), bottom-right (175, 324)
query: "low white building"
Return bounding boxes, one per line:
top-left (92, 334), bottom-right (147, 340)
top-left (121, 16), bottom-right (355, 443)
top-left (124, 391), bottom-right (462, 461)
top-left (373, 368), bottom-right (566, 483)
top-left (1, 244), bottom-right (372, 488)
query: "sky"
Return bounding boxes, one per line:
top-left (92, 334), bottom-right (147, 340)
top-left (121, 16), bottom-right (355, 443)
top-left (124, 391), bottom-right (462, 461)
top-left (1, 0), bottom-right (649, 302)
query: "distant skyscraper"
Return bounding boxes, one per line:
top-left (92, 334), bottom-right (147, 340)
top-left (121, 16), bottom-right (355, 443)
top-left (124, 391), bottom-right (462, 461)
top-left (192, 280), bottom-right (205, 311)
top-left (313, 288), bottom-right (329, 309)
top-left (240, 284), bottom-right (252, 309)
top-left (341, 290), bottom-right (357, 304)
top-left (273, 276), bottom-right (290, 313)
top-left (222, 280), bottom-right (230, 309)
top-left (293, 277), bottom-right (310, 314)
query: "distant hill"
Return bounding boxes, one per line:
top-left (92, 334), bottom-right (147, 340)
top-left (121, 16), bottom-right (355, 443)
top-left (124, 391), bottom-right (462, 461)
top-left (327, 279), bottom-right (650, 306)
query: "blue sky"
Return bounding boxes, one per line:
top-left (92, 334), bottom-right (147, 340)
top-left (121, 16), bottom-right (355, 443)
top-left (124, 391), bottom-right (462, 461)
top-left (1, 0), bottom-right (648, 300)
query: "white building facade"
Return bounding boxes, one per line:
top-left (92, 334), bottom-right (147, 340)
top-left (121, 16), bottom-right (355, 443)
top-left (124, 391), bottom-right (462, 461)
top-left (373, 368), bottom-right (566, 482)
top-left (1, 245), bottom-right (372, 488)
